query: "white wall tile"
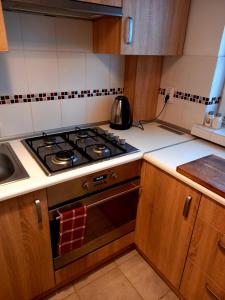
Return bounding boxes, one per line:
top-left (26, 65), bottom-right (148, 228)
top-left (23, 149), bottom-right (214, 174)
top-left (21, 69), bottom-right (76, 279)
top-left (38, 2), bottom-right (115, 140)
top-left (55, 18), bottom-right (92, 52)
top-left (20, 13), bottom-right (56, 51)
top-left (0, 103), bottom-right (33, 137)
top-left (183, 0), bottom-right (225, 56)
top-left (110, 55), bottom-right (125, 88)
top-left (25, 51), bottom-right (58, 93)
top-left (157, 96), bottom-right (184, 128)
top-left (4, 12), bottom-right (23, 50)
top-left (31, 101), bottom-right (61, 132)
top-left (87, 96), bottom-right (114, 123)
top-left (58, 52), bottom-right (86, 91)
top-left (161, 55), bottom-right (217, 96)
top-left (61, 99), bottom-right (87, 127)
top-left (86, 54), bottom-right (110, 89)
top-left (157, 95), bottom-right (206, 130)
top-left (0, 50), bottom-right (28, 95)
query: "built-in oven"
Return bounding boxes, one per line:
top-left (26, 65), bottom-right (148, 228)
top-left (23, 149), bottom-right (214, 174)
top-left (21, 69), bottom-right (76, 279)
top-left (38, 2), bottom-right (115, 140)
top-left (47, 160), bottom-right (141, 270)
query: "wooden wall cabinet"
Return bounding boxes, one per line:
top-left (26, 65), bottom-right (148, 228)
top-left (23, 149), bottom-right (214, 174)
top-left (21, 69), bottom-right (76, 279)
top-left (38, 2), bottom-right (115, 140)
top-left (0, 0), bottom-right (8, 51)
top-left (180, 195), bottom-right (225, 299)
top-left (77, 0), bottom-right (122, 7)
top-left (93, 0), bottom-right (191, 55)
top-left (135, 162), bottom-right (201, 289)
top-left (0, 190), bottom-right (55, 300)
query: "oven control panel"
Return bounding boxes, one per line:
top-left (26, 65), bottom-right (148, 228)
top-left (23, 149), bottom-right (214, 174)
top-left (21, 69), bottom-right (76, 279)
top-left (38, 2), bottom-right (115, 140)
top-left (47, 160), bottom-right (141, 208)
top-left (82, 171), bottom-right (119, 191)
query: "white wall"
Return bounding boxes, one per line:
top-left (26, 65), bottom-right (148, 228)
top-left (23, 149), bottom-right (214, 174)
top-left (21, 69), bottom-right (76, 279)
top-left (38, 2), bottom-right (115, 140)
top-left (157, 0), bottom-right (225, 130)
top-left (0, 12), bottom-right (125, 138)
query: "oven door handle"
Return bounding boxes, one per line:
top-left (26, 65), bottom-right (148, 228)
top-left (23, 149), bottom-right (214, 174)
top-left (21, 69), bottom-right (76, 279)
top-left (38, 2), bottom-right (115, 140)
top-left (49, 181), bottom-right (141, 221)
top-left (85, 184), bottom-right (140, 209)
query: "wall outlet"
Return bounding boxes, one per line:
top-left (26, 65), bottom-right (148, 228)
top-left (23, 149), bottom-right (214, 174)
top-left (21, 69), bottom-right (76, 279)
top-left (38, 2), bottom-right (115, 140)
top-left (165, 87), bottom-right (175, 103)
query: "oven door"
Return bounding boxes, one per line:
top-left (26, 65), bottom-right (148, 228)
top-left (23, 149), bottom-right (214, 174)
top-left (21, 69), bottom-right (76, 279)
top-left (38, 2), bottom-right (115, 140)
top-left (49, 179), bottom-right (140, 270)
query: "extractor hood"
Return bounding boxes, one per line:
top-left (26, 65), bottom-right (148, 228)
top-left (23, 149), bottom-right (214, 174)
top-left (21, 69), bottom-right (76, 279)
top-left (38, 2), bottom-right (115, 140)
top-left (2, 0), bottom-right (123, 20)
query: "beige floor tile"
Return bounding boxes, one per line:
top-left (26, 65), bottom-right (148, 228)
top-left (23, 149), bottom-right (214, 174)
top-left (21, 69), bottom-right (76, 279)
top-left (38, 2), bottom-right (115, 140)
top-left (74, 261), bottom-right (117, 290)
top-left (118, 253), bottom-right (170, 300)
top-left (76, 268), bottom-right (142, 300)
top-left (64, 292), bottom-right (80, 300)
top-left (160, 291), bottom-right (179, 300)
top-left (46, 284), bottom-right (75, 300)
top-left (114, 249), bottom-right (138, 266)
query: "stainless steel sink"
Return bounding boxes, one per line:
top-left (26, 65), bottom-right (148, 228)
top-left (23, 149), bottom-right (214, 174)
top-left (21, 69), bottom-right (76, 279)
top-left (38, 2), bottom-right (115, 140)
top-left (0, 143), bottom-right (29, 185)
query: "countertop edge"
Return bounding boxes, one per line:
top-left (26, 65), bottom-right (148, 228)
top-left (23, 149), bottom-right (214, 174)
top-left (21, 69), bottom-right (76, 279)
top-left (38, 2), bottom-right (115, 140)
top-left (0, 152), bottom-right (143, 203)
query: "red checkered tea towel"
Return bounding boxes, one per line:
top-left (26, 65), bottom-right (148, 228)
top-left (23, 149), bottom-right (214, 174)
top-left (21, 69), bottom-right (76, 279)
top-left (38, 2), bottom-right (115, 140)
top-left (57, 205), bottom-right (87, 256)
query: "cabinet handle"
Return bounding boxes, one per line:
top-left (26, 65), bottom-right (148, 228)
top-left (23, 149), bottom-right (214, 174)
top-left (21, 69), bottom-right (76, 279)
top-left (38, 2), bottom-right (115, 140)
top-left (218, 239), bottom-right (225, 254)
top-left (35, 199), bottom-right (42, 224)
top-left (205, 283), bottom-right (221, 300)
top-left (183, 196), bottom-right (192, 218)
top-left (125, 17), bottom-right (134, 44)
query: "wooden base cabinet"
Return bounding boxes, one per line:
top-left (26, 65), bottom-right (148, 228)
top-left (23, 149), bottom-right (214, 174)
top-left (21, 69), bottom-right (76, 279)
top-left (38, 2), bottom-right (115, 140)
top-left (0, 0), bottom-right (8, 51)
top-left (0, 190), bottom-right (55, 300)
top-left (180, 195), bottom-right (225, 300)
top-left (93, 0), bottom-right (190, 55)
top-left (135, 162), bottom-right (201, 288)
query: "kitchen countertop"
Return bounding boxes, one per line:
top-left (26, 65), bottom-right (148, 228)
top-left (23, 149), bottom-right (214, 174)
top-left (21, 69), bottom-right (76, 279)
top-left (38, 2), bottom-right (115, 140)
top-left (1, 122), bottom-right (225, 207)
top-left (144, 139), bottom-right (225, 207)
top-left (100, 123), bottom-right (194, 153)
top-left (0, 122), bottom-right (193, 203)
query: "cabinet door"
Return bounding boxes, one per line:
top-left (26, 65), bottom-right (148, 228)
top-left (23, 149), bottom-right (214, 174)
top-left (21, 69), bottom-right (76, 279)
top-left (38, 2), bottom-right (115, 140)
top-left (181, 259), bottom-right (225, 300)
top-left (180, 195), bottom-right (225, 299)
top-left (135, 162), bottom-right (201, 288)
top-left (0, 190), bottom-right (55, 300)
top-left (0, 0), bottom-right (8, 51)
top-left (77, 0), bottom-right (122, 7)
top-left (121, 0), bottom-right (190, 55)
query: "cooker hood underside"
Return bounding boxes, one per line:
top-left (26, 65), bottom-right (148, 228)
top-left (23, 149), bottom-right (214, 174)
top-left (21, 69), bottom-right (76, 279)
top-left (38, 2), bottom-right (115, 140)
top-left (2, 0), bottom-right (123, 20)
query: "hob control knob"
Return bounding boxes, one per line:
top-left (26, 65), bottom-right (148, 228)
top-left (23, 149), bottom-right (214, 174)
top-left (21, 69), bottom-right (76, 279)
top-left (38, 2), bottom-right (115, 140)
top-left (119, 138), bottom-right (126, 145)
top-left (82, 181), bottom-right (89, 190)
top-left (111, 172), bottom-right (118, 180)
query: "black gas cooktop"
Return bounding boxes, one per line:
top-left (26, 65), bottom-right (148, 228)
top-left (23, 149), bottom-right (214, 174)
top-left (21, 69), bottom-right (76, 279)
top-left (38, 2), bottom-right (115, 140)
top-left (23, 127), bottom-right (139, 175)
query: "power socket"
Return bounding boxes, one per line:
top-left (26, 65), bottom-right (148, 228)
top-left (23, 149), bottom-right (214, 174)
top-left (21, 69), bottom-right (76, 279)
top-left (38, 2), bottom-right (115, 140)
top-left (165, 87), bottom-right (175, 103)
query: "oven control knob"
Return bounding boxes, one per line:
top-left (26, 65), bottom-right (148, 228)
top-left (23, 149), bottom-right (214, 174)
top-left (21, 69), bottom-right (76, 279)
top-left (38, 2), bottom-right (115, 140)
top-left (82, 181), bottom-right (89, 190)
top-left (111, 172), bottom-right (118, 180)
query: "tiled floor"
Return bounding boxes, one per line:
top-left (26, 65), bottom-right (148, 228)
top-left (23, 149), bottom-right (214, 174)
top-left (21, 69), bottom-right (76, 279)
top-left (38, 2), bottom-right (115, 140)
top-left (46, 250), bottom-right (178, 300)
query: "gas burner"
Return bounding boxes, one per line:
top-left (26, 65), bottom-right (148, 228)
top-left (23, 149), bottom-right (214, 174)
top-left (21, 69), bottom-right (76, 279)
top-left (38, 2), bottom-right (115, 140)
top-left (52, 150), bottom-right (78, 165)
top-left (77, 130), bottom-right (89, 139)
top-left (43, 135), bottom-right (57, 147)
top-left (93, 144), bottom-right (110, 155)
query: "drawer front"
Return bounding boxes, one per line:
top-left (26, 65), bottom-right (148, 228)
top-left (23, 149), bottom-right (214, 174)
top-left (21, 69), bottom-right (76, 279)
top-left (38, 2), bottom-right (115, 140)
top-left (188, 216), bottom-right (225, 287)
top-left (198, 195), bottom-right (225, 233)
top-left (180, 259), bottom-right (225, 300)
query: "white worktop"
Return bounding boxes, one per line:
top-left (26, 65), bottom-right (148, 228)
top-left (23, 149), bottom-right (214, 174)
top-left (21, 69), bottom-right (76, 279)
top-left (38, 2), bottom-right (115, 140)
top-left (144, 139), bottom-right (225, 207)
top-left (1, 122), bottom-right (225, 207)
top-left (100, 123), bottom-right (194, 153)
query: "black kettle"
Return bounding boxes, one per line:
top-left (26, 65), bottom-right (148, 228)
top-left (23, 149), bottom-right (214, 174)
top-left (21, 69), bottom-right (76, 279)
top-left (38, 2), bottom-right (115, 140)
top-left (110, 96), bottom-right (132, 130)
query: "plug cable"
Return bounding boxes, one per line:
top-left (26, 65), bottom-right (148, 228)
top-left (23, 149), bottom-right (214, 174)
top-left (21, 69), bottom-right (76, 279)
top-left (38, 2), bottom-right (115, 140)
top-left (132, 94), bottom-right (170, 130)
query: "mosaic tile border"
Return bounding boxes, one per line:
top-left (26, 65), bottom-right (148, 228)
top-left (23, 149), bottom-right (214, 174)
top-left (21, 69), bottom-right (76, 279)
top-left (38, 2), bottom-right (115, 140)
top-left (159, 88), bottom-right (221, 106)
top-left (0, 88), bottom-right (124, 105)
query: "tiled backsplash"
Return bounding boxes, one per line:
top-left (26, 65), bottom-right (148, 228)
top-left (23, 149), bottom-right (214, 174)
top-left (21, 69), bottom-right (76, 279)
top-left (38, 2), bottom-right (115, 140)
top-left (157, 0), bottom-right (225, 131)
top-left (159, 88), bottom-right (221, 105)
top-left (0, 88), bottom-right (124, 104)
top-left (0, 12), bottom-right (125, 138)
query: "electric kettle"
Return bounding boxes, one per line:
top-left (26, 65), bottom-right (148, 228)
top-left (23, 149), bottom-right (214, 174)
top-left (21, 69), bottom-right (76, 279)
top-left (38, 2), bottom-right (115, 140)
top-left (110, 96), bottom-right (132, 130)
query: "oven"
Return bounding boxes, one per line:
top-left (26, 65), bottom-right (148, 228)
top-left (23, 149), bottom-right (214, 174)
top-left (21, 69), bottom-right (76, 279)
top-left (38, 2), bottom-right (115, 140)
top-left (47, 160), bottom-right (141, 270)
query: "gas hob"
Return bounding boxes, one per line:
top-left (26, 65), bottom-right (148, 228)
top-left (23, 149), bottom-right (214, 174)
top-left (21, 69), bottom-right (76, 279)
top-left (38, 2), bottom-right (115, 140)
top-left (23, 127), bottom-right (139, 175)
